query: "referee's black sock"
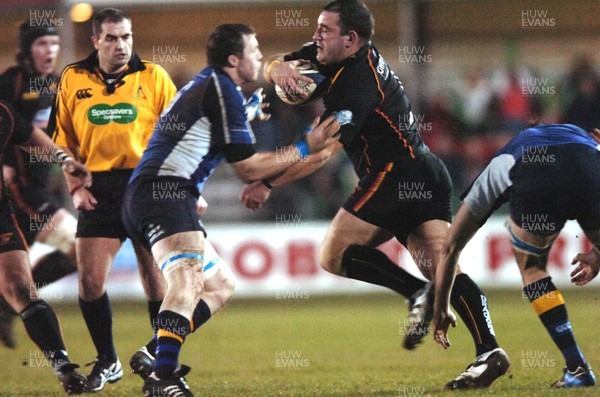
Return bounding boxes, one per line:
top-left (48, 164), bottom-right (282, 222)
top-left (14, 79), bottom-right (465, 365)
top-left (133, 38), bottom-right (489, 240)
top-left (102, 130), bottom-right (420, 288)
top-left (450, 273), bottom-right (499, 357)
top-left (79, 292), bottom-right (117, 363)
top-left (21, 300), bottom-right (70, 368)
top-left (340, 245), bottom-right (425, 298)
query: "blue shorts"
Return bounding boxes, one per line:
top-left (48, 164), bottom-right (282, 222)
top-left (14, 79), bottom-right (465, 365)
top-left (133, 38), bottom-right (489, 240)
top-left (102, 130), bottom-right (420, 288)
top-left (509, 144), bottom-right (600, 234)
top-left (122, 176), bottom-right (205, 250)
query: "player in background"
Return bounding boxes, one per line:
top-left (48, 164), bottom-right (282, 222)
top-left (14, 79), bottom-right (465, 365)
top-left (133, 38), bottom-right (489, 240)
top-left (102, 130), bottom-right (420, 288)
top-left (122, 24), bottom-right (340, 396)
top-left (0, 100), bottom-right (90, 395)
top-left (50, 8), bottom-right (175, 392)
top-left (0, 22), bottom-right (78, 349)
top-left (244, 0), bottom-right (509, 389)
top-left (432, 123), bottom-right (598, 388)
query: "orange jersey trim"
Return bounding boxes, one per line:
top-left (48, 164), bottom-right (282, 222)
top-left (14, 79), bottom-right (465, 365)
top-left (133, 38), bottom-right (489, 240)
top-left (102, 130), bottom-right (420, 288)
top-left (352, 162), bottom-right (394, 212)
top-left (10, 212), bottom-right (29, 251)
top-left (327, 66), bottom-right (346, 95)
top-left (375, 109), bottom-right (415, 159)
top-left (367, 48), bottom-right (385, 102)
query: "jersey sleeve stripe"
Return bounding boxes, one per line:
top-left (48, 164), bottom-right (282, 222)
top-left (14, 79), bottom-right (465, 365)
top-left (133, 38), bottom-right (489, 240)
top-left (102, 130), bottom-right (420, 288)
top-left (211, 72), bottom-right (231, 144)
top-left (375, 109), bottom-right (415, 159)
top-left (367, 48), bottom-right (385, 102)
top-left (326, 66), bottom-right (346, 95)
top-left (0, 101), bottom-right (16, 154)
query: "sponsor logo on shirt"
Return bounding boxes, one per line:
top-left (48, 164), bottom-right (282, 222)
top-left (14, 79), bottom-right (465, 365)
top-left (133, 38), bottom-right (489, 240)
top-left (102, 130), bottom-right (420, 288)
top-left (87, 103), bottom-right (138, 125)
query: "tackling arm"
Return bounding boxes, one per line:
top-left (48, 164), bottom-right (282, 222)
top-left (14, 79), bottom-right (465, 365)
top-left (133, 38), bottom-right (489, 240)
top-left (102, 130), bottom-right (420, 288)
top-left (231, 115), bottom-right (340, 182)
top-left (239, 142), bottom-right (342, 211)
top-left (432, 202), bottom-right (484, 349)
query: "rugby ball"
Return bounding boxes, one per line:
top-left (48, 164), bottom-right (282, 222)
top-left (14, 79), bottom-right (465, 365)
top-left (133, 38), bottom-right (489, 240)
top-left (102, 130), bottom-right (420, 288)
top-left (275, 64), bottom-right (325, 105)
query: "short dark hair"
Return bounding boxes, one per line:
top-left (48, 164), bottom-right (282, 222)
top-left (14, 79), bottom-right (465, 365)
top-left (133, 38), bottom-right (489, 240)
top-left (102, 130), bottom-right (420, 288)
top-left (323, 0), bottom-right (374, 41)
top-left (92, 8), bottom-right (131, 37)
top-left (206, 24), bottom-right (255, 69)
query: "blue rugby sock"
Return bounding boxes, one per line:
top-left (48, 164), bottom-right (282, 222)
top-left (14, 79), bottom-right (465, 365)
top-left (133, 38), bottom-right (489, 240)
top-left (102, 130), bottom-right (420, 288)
top-left (154, 310), bottom-right (189, 379)
top-left (523, 276), bottom-right (586, 371)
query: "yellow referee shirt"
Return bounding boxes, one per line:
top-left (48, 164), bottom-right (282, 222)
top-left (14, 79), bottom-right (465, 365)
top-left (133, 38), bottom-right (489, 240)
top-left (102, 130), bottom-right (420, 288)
top-left (51, 51), bottom-right (176, 172)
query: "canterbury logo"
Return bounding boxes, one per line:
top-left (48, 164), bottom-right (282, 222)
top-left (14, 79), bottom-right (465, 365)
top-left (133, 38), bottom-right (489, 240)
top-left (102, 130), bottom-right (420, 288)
top-left (76, 88), bottom-right (93, 99)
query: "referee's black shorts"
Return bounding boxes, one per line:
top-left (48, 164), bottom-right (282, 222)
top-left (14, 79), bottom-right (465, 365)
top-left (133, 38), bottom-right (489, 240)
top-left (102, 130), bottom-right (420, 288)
top-left (509, 143), bottom-right (600, 234)
top-left (343, 151), bottom-right (453, 246)
top-left (122, 176), bottom-right (205, 251)
top-left (76, 169), bottom-right (133, 241)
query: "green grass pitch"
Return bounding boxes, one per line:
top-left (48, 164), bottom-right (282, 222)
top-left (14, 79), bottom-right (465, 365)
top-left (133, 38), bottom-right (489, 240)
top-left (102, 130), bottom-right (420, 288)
top-left (2, 288), bottom-right (600, 396)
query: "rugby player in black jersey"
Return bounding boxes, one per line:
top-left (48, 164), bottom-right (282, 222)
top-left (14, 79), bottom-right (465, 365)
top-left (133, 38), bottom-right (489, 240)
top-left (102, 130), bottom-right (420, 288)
top-left (0, 22), bottom-right (79, 349)
top-left (0, 100), bottom-right (90, 394)
top-left (244, 0), bottom-right (509, 389)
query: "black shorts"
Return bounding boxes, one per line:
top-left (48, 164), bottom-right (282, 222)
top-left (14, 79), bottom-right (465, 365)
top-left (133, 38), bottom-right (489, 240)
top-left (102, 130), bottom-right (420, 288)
top-left (0, 199), bottom-right (28, 254)
top-left (509, 144), bottom-right (600, 234)
top-left (343, 151), bottom-right (453, 245)
top-left (11, 184), bottom-right (60, 245)
top-left (122, 176), bottom-right (205, 250)
top-left (76, 170), bottom-right (133, 241)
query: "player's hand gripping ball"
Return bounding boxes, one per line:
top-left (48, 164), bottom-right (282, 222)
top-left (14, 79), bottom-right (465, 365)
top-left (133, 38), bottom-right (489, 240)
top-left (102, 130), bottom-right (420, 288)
top-left (275, 63), bottom-right (325, 105)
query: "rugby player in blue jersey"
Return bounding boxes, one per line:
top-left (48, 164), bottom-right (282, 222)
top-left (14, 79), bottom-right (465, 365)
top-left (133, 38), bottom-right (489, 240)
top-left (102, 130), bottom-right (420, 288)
top-left (122, 24), bottom-right (340, 396)
top-left (433, 123), bottom-right (598, 388)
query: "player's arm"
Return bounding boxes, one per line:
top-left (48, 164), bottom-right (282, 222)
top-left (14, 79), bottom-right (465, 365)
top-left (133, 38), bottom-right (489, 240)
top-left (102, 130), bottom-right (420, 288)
top-left (432, 202), bottom-right (482, 349)
top-left (19, 127), bottom-right (91, 190)
top-left (570, 229), bottom-right (600, 286)
top-left (49, 69), bottom-right (96, 210)
top-left (230, 115), bottom-right (340, 182)
top-left (240, 142), bottom-right (342, 211)
top-left (433, 155), bottom-right (513, 349)
top-left (269, 141), bottom-right (341, 187)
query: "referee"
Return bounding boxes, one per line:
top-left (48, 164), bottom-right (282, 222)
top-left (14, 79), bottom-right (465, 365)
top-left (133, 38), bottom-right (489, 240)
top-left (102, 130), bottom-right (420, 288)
top-left (50, 8), bottom-right (176, 393)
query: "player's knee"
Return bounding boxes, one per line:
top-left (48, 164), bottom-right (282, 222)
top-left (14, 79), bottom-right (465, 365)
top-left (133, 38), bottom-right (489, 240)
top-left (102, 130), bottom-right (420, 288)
top-left (221, 271), bottom-right (237, 304)
top-left (318, 246), bottom-right (342, 275)
top-left (3, 281), bottom-right (32, 308)
top-left (79, 277), bottom-right (105, 301)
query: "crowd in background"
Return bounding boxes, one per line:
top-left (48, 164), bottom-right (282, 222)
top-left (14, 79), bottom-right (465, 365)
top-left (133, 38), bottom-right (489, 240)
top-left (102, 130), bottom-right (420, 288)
top-left (235, 53), bottom-right (600, 221)
top-left (47, 53), bottom-right (600, 222)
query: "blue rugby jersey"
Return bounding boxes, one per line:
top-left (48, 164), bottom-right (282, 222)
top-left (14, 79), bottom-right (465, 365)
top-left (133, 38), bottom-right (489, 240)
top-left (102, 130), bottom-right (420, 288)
top-left (130, 67), bottom-right (256, 193)
top-left (462, 124), bottom-right (599, 221)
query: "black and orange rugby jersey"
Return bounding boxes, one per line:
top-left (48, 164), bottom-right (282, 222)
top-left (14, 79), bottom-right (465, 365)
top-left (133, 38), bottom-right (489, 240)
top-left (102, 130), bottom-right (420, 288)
top-left (0, 101), bottom-right (33, 203)
top-left (0, 66), bottom-right (59, 190)
top-left (285, 43), bottom-right (427, 177)
top-left (50, 51), bottom-right (176, 172)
